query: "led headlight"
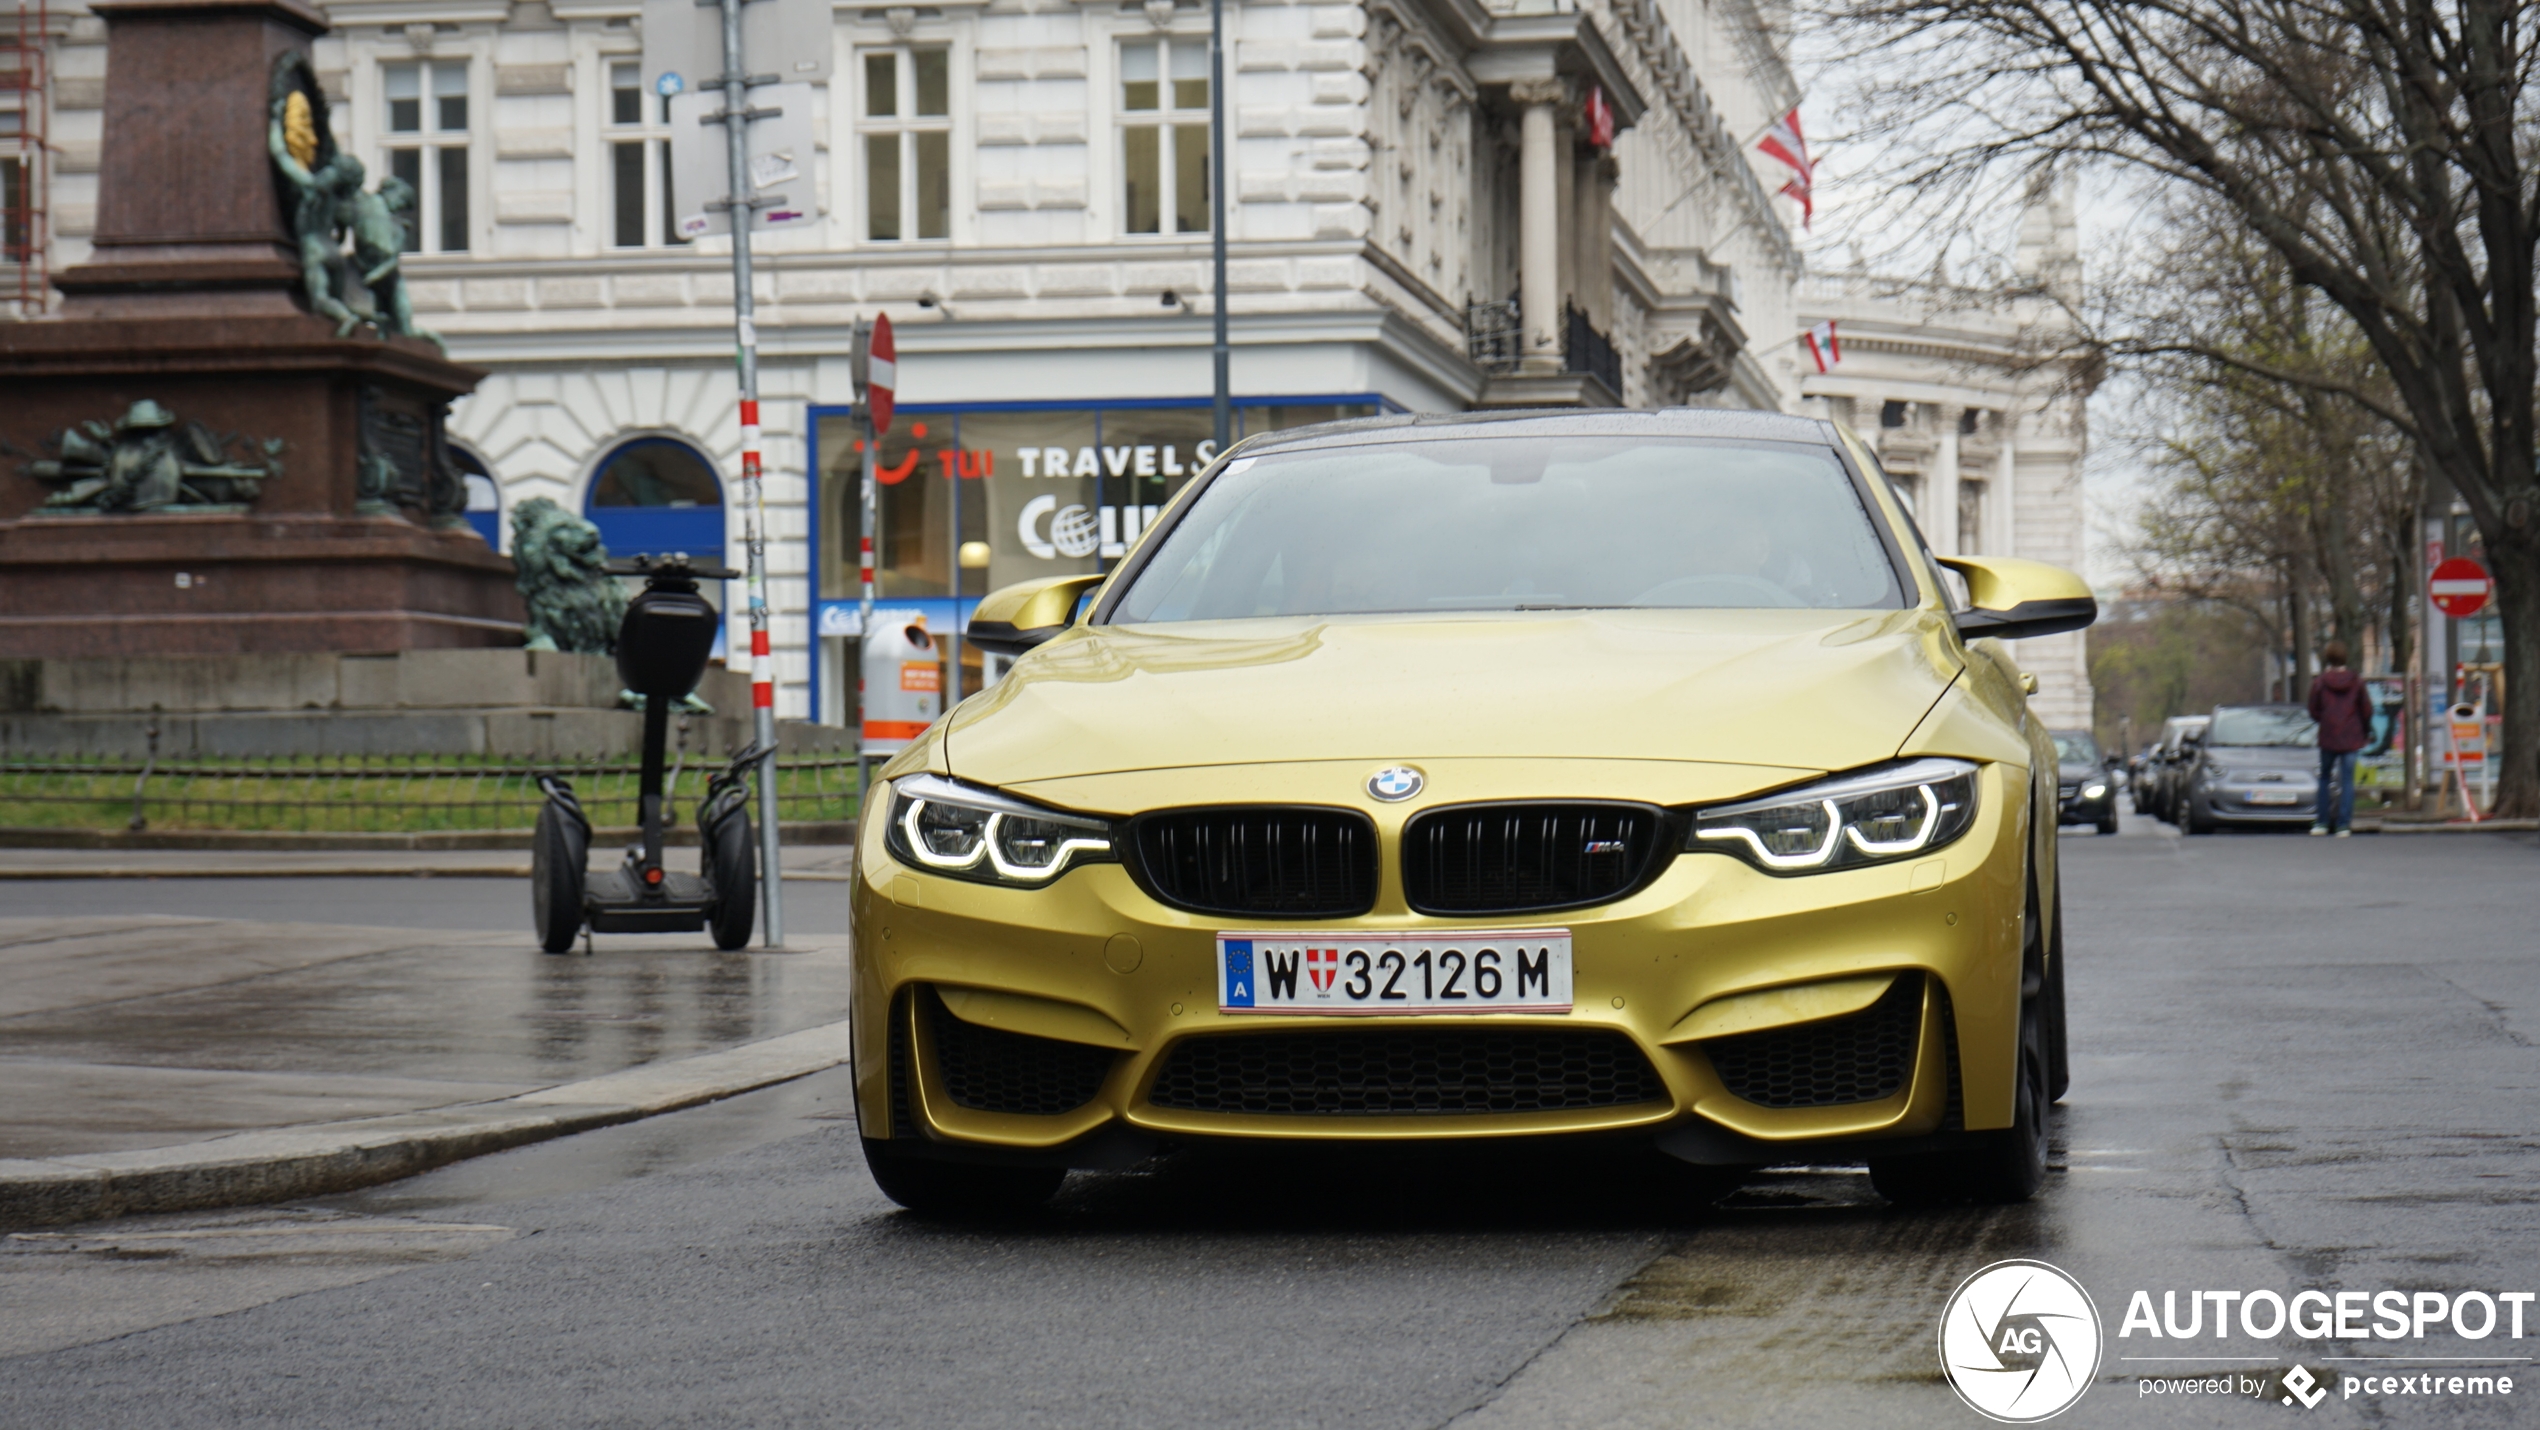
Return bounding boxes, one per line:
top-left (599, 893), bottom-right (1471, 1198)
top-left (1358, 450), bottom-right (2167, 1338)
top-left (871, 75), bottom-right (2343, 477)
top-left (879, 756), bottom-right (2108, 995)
top-left (885, 773), bottom-right (1115, 886)
top-left (2082, 782), bottom-right (2108, 800)
top-left (1688, 758), bottom-right (1980, 874)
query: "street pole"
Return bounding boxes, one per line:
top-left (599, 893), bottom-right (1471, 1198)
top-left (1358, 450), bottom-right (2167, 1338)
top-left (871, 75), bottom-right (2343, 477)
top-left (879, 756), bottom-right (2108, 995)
top-left (718, 0), bottom-right (782, 948)
top-left (1209, 0), bottom-right (1230, 453)
top-left (855, 325), bottom-right (876, 815)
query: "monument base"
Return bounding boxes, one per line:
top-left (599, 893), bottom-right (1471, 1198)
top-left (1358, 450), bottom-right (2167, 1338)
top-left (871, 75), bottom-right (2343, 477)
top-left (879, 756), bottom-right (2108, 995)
top-left (0, 512), bottom-right (522, 658)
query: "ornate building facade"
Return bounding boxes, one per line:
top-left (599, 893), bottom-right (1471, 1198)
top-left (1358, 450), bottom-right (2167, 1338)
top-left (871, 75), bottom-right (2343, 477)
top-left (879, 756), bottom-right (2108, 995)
top-left (1794, 182), bottom-right (2098, 727)
top-left (10, 0), bottom-right (2093, 728)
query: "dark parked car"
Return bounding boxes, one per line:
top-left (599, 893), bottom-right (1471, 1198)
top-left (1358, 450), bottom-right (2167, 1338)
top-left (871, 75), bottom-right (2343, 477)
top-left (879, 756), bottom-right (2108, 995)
top-left (2126, 742), bottom-right (2160, 813)
top-left (2177, 704), bottom-right (2321, 833)
top-left (2051, 729), bottom-right (2120, 834)
top-left (2144, 715), bottom-right (2210, 823)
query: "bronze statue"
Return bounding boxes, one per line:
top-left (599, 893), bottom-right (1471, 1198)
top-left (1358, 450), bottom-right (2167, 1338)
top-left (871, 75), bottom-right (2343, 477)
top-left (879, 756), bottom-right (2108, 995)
top-left (21, 400), bottom-right (283, 512)
top-left (511, 497), bottom-right (627, 653)
top-left (266, 55), bottom-right (440, 347)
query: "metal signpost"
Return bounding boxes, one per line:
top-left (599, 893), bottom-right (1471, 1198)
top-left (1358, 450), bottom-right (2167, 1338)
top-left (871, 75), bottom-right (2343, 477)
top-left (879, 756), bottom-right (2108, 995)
top-left (1209, 0), bottom-right (1230, 450)
top-left (854, 314), bottom-right (895, 812)
top-left (644, 0), bottom-right (838, 949)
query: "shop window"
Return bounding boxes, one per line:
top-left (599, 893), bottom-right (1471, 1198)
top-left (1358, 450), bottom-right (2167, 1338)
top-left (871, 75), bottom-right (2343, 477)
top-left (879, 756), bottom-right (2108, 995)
top-left (607, 61), bottom-right (686, 249)
top-left (585, 437), bottom-right (727, 560)
top-left (860, 48), bottom-right (950, 242)
top-left (383, 60), bottom-right (470, 253)
top-left (1120, 39), bottom-right (1209, 236)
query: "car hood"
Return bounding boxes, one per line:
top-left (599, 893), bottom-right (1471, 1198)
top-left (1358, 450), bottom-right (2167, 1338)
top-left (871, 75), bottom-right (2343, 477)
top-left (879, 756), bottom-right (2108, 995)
top-left (2057, 761), bottom-right (2105, 782)
top-left (942, 607), bottom-right (1965, 788)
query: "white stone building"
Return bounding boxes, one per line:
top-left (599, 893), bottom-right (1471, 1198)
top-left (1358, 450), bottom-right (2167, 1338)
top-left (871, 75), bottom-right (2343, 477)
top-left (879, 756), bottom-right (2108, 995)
top-left (1793, 183), bottom-right (2098, 727)
top-left (12, 0), bottom-right (1824, 720)
top-left (9, 0), bottom-right (2098, 730)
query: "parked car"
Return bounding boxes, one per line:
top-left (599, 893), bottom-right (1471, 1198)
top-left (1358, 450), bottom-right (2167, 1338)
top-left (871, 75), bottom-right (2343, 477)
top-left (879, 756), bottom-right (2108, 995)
top-left (2144, 715), bottom-right (2210, 823)
top-left (2050, 730), bottom-right (2120, 834)
top-left (853, 408), bottom-right (2099, 1213)
top-left (2176, 704), bottom-right (2321, 833)
top-left (2126, 742), bottom-right (2161, 813)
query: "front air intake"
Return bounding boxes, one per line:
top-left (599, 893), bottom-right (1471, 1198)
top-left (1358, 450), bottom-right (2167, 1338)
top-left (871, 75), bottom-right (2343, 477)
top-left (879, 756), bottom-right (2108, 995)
top-left (1701, 973), bottom-right (1924, 1108)
top-left (1126, 807), bottom-right (1378, 918)
top-left (1147, 1027), bottom-right (1666, 1114)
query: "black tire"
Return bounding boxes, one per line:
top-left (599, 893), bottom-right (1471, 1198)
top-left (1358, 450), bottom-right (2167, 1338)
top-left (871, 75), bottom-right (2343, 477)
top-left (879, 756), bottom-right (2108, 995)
top-left (2044, 882), bottom-right (2070, 1103)
top-left (860, 1138), bottom-right (1066, 1216)
top-left (1870, 851), bottom-right (2053, 1206)
top-left (2096, 814), bottom-right (2119, 835)
top-left (532, 801), bottom-right (587, 954)
top-left (705, 804), bottom-right (756, 951)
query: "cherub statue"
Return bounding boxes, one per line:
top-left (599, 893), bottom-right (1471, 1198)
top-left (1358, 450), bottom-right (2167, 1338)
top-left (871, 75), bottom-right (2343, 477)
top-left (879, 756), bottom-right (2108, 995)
top-left (264, 56), bottom-right (444, 348)
top-left (346, 175), bottom-right (438, 346)
top-left (267, 79), bottom-right (369, 337)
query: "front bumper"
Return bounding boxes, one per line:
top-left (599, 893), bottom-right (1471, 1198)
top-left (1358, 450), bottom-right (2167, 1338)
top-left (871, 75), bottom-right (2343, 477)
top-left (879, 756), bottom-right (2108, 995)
top-left (2186, 783), bottom-right (2320, 824)
top-left (849, 761), bottom-right (2034, 1167)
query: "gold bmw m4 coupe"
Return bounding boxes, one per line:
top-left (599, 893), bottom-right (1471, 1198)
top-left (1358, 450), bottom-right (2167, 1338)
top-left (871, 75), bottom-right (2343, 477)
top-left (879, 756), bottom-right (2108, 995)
top-left (850, 409), bottom-right (2096, 1212)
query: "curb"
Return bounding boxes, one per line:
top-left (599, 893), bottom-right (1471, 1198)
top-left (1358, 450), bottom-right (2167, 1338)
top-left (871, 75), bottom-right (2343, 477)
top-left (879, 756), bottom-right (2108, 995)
top-left (2362, 818), bottom-right (2540, 834)
top-left (0, 1019), bottom-right (854, 1230)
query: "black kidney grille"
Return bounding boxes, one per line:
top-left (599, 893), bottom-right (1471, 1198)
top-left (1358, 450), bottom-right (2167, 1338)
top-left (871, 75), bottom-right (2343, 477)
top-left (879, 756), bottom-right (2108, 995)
top-left (1130, 807), bottom-right (1376, 917)
top-left (1404, 802), bottom-right (1668, 914)
top-left (1702, 974), bottom-right (1924, 1108)
top-left (1148, 1027), bottom-right (1666, 1115)
top-left (925, 988), bottom-right (1117, 1116)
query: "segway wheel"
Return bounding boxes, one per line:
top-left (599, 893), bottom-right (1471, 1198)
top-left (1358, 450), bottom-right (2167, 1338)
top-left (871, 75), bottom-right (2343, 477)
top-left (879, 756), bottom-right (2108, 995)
top-left (532, 801), bottom-right (587, 954)
top-left (707, 806), bottom-right (757, 951)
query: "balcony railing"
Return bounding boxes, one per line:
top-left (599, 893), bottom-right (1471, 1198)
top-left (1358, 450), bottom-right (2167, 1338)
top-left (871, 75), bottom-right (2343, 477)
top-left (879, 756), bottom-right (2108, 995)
top-left (1467, 298), bottom-right (1624, 398)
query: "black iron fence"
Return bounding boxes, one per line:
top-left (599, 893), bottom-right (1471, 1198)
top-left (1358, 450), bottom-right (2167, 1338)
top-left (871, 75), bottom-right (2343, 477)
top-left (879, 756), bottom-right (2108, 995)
top-left (0, 749), bottom-right (863, 834)
top-left (1564, 302), bottom-right (1622, 396)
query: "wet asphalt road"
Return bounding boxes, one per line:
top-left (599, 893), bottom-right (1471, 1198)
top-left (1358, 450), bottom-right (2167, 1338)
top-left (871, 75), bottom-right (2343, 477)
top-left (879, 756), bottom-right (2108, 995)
top-left (5, 817), bottom-right (2538, 1428)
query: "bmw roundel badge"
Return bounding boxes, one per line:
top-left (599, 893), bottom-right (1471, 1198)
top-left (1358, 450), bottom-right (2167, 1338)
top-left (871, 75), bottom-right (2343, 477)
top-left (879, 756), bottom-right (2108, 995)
top-left (1367, 766), bottom-right (1425, 802)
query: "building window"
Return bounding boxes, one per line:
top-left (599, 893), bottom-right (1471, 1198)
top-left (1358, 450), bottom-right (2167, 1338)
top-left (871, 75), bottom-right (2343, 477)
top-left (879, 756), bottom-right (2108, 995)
top-left (1119, 39), bottom-right (1208, 235)
top-left (1880, 399), bottom-right (1909, 429)
top-left (859, 48), bottom-right (950, 242)
top-left (1958, 407), bottom-right (1982, 435)
top-left (607, 62), bottom-right (686, 249)
top-left (383, 60), bottom-right (470, 253)
top-left (587, 437), bottom-right (728, 560)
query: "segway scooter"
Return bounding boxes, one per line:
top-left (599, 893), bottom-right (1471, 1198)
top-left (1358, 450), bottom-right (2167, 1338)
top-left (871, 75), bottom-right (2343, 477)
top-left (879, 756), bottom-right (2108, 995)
top-left (531, 554), bottom-right (759, 953)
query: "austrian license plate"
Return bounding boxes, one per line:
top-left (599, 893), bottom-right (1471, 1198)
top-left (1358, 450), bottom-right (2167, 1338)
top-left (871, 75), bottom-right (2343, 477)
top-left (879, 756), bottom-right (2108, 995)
top-left (2247, 790), bottom-right (2304, 805)
top-left (1216, 931), bottom-right (1573, 1015)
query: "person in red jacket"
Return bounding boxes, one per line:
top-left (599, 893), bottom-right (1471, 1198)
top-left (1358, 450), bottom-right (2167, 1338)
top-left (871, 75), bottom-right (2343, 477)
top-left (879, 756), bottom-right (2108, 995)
top-left (2308, 641), bottom-right (2374, 836)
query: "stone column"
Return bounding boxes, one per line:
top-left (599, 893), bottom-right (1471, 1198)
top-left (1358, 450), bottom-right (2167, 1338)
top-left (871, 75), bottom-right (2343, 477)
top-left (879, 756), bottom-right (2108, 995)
top-left (1930, 407), bottom-right (1962, 555)
top-left (1576, 152), bottom-right (1617, 332)
top-left (1512, 77), bottom-right (1566, 374)
top-left (1991, 419), bottom-right (2018, 558)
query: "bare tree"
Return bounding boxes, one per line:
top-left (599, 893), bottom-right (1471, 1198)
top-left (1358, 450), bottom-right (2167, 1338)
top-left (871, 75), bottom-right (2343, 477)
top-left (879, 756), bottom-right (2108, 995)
top-left (1829, 0), bottom-right (2540, 813)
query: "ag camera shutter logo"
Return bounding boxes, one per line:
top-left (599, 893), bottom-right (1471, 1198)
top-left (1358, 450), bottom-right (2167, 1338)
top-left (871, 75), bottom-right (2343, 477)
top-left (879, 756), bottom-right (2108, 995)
top-left (1940, 1259), bottom-right (2103, 1422)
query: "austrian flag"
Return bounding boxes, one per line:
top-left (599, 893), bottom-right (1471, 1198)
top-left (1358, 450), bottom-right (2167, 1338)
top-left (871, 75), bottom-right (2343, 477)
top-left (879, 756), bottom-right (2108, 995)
top-left (1755, 106), bottom-right (1813, 228)
top-left (1802, 320), bottom-right (1840, 374)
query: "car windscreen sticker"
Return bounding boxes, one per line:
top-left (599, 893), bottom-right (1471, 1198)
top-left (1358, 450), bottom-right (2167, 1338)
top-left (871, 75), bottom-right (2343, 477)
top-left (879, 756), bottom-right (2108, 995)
top-left (1223, 940), bottom-right (1254, 1007)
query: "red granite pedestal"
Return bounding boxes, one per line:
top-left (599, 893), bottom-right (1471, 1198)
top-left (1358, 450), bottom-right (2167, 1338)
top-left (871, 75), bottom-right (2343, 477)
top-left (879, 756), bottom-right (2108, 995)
top-left (0, 0), bottom-right (522, 659)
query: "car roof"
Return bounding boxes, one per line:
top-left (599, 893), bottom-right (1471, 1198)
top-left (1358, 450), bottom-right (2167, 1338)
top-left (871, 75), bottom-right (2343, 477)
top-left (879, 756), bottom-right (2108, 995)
top-left (1232, 407), bottom-right (1838, 455)
top-left (2212, 703), bottom-right (2306, 714)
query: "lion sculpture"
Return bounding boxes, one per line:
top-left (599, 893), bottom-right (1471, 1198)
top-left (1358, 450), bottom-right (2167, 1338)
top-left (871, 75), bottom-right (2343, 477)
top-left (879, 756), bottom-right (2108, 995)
top-left (510, 497), bottom-right (625, 654)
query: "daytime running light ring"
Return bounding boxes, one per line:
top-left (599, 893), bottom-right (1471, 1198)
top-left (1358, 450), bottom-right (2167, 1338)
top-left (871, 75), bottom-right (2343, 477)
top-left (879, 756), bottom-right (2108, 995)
top-left (983, 815), bottom-right (1112, 883)
top-left (1697, 798), bottom-right (1845, 870)
top-left (900, 797), bottom-right (989, 872)
top-left (1842, 784), bottom-right (1940, 857)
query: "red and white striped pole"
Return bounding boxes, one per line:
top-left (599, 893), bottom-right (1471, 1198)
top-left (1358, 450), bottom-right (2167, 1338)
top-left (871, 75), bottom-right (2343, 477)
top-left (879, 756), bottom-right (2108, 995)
top-left (717, 0), bottom-right (780, 947)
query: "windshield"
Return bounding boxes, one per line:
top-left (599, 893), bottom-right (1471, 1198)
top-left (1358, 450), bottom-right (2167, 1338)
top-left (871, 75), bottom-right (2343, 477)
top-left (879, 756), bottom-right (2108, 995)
top-left (2052, 732), bottom-right (2100, 765)
top-left (1109, 437), bottom-right (1905, 623)
top-left (2208, 707), bottom-right (2316, 747)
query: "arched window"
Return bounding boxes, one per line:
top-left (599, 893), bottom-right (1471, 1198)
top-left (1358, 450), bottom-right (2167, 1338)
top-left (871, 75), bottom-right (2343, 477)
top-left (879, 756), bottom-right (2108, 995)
top-left (584, 437), bottom-right (727, 559)
top-left (451, 445), bottom-right (502, 548)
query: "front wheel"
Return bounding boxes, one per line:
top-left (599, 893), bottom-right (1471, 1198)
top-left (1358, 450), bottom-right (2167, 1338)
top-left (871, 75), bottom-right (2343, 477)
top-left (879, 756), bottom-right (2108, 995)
top-left (532, 801), bottom-right (587, 954)
top-left (1869, 1011), bottom-right (2048, 1206)
top-left (2096, 814), bottom-right (2119, 836)
top-left (860, 1139), bottom-right (1066, 1216)
top-left (705, 804), bottom-right (756, 951)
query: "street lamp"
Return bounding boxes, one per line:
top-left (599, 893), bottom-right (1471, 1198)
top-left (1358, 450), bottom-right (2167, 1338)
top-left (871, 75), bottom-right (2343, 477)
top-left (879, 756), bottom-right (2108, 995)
top-left (1209, 0), bottom-right (1230, 450)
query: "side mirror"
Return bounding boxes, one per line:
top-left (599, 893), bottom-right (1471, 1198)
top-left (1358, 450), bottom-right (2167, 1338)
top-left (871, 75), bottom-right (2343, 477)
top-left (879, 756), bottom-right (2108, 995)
top-left (965, 574), bottom-right (1105, 657)
top-left (1937, 555), bottom-right (2098, 641)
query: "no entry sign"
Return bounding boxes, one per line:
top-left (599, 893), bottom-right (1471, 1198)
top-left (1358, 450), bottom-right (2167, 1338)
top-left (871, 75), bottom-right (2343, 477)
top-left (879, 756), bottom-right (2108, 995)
top-left (2430, 557), bottom-right (2492, 619)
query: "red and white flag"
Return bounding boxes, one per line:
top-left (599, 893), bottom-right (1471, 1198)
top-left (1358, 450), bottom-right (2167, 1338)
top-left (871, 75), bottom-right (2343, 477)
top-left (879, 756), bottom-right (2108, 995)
top-left (1801, 320), bottom-right (1840, 374)
top-left (1756, 106), bottom-right (1813, 229)
top-left (1584, 85), bottom-right (1617, 152)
